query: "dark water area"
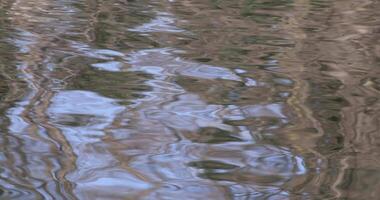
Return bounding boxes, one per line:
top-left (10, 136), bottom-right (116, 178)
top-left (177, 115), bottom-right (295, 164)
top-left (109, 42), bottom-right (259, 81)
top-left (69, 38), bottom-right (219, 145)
top-left (0, 0), bottom-right (379, 199)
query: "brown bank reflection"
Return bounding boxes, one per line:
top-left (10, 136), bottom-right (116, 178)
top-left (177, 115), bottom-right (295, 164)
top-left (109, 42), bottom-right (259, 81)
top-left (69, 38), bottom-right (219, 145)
top-left (294, 0), bottom-right (380, 199)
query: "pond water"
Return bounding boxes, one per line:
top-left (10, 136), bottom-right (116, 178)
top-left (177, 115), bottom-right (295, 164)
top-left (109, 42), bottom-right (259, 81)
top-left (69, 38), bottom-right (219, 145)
top-left (0, 0), bottom-right (379, 199)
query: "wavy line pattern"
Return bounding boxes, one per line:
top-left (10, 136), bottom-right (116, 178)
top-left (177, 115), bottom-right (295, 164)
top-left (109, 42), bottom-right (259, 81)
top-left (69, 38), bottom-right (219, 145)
top-left (0, 0), bottom-right (378, 199)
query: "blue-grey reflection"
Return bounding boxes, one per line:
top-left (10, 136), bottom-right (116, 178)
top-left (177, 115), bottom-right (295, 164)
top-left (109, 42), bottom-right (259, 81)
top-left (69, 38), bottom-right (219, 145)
top-left (48, 90), bottom-right (152, 198)
top-left (129, 11), bottom-right (186, 33)
top-left (0, 2), bottom-right (311, 199)
top-left (127, 48), bottom-right (242, 82)
top-left (91, 61), bottom-right (124, 72)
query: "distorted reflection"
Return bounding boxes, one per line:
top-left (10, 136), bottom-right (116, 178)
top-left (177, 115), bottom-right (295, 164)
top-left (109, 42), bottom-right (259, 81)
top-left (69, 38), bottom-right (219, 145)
top-left (0, 0), bottom-right (378, 199)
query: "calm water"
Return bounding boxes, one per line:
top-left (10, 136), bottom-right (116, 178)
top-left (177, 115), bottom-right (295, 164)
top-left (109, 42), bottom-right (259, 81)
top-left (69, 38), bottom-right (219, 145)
top-left (0, 0), bottom-right (379, 199)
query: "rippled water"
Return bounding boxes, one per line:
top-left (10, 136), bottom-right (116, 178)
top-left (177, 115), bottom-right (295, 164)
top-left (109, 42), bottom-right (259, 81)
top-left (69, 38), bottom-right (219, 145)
top-left (0, 0), bottom-right (379, 199)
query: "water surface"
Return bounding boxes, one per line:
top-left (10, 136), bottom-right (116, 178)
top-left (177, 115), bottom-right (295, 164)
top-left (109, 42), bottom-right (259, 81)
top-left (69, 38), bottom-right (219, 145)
top-left (0, 0), bottom-right (379, 199)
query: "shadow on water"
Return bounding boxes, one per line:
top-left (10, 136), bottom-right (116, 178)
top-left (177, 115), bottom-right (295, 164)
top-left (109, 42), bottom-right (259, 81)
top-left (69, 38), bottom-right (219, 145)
top-left (0, 0), bottom-right (379, 199)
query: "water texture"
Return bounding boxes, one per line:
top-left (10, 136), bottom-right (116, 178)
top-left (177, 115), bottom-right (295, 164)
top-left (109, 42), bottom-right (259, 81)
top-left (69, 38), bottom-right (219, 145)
top-left (0, 0), bottom-right (379, 199)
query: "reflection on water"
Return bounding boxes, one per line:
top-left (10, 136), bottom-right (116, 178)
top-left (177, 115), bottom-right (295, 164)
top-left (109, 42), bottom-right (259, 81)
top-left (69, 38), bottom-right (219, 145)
top-left (0, 0), bottom-right (379, 199)
top-left (129, 11), bottom-right (186, 33)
